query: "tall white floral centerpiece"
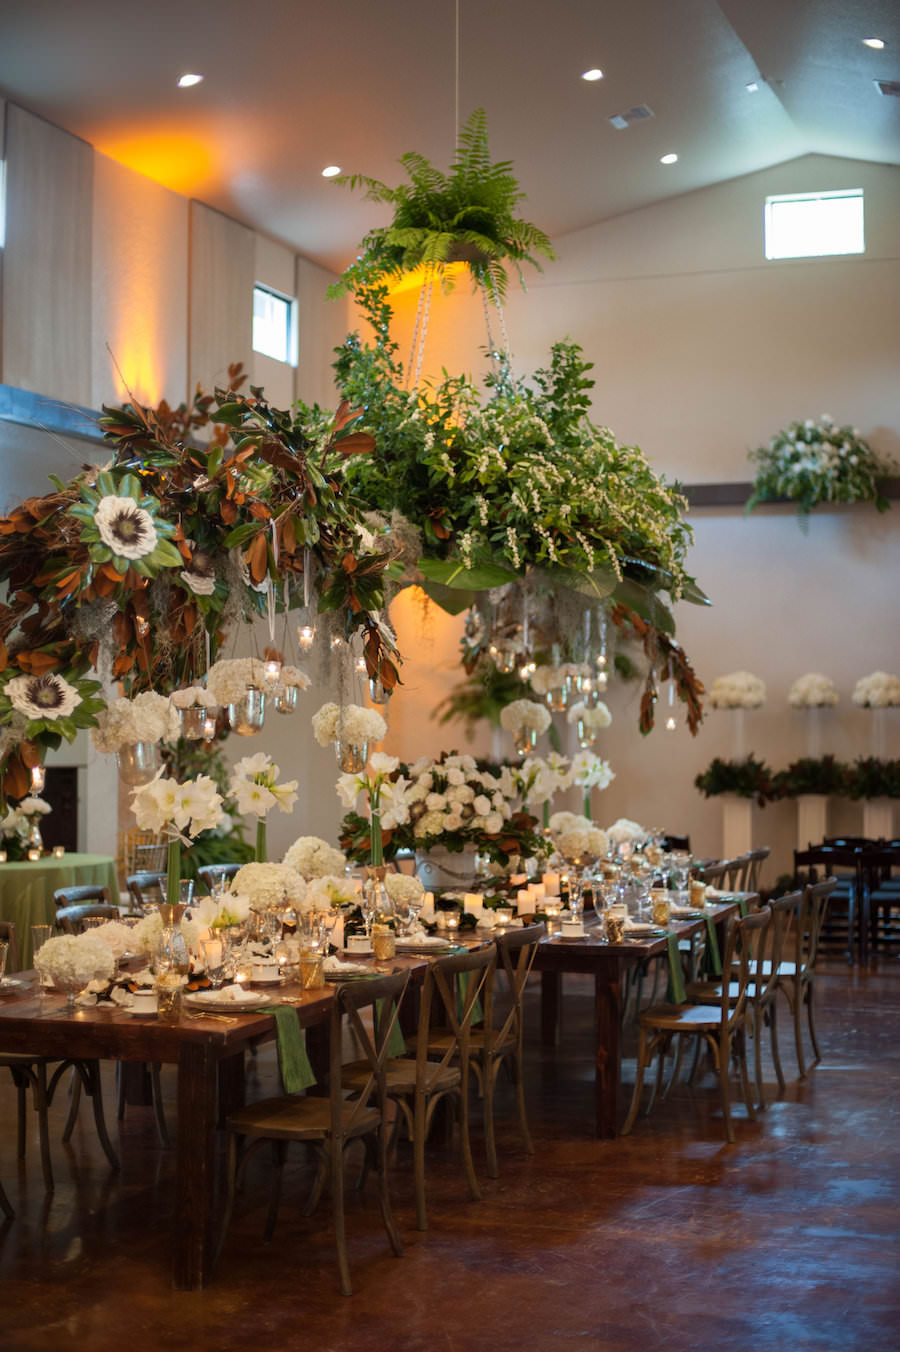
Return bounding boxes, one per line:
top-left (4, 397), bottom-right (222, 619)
top-left (131, 774), bottom-right (225, 911)
top-left (789, 673), bottom-right (840, 848)
top-left (853, 672), bottom-right (900, 838)
top-left (708, 671), bottom-right (766, 858)
top-left (312, 702), bottom-right (387, 772)
top-left (229, 752), bottom-right (298, 862)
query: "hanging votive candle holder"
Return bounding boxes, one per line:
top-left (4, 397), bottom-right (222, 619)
top-left (368, 677), bottom-right (390, 705)
top-left (336, 740), bottom-right (368, 774)
top-left (514, 727), bottom-right (538, 757)
top-left (227, 686), bottom-right (266, 736)
top-left (274, 683), bottom-right (299, 715)
top-left (117, 741), bottom-right (162, 786)
top-left (180, 705), bottom-right (209, 741)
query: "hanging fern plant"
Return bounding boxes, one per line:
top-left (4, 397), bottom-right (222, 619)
top-left (327, 108), bottom-right (554, 300)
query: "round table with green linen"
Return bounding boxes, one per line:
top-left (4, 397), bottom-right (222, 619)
top-left (0, 854), bottom-right (120, 970)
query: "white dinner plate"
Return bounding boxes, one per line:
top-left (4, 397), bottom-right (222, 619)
top-left (184, 990), bottom-right (271, 1012)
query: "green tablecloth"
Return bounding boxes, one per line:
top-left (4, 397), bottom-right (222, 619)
top-left (0, 854), bottom-right (119, 970)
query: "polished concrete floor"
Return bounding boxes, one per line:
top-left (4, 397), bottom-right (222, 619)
top-left (2, 958), bottom-right (899, 1351)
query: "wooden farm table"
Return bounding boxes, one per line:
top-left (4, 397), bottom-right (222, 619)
top-left (0, 954), bottom-right (435, 1290)
top-left (533, 898), bottom-right (752, 1139)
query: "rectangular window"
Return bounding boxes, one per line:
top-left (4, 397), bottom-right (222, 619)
top-left (252, 284), bottom-right (297, 364)
top-left (764, 189), bottom-right (864, 261)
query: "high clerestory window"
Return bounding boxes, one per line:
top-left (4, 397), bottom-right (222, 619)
top-left (764, 189), bottom-right (865, 261)
top-left (252, 284), bottom-right (297, 364)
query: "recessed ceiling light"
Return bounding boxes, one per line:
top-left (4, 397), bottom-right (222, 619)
top-left (177, 73), bottom-right (203, 87)
top-left (862, 38), bottom-right (885, 50)
top-left (746, 81), bottom-right (760, 93)
top-left (581, 68), bottom-right (604, 82)
top-left (660, 153), bottom-right (678, 165)
top-left (321, 165), bottom-right (342, 178)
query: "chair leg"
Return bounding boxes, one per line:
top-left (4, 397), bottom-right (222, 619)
top-left (263, 1140), bottom-right (286, 1243)
top-left (768, 999), bottom-right (786, 1093)
top-left (61, 1066), bottom-right (82, 1144)
top-left (332, 1141), bottom-right (352, 1298)
top-left (83, 1063), bottom-right (120, 1172)
top-left (150, 1064), bottom-right (171, 1148)
top-left (622, 1029), bottom-right (651, 1136)
top-left (717, 1036), bottom-right (735, 1144)
top-left (805, 981), bottom-right (822, 1066)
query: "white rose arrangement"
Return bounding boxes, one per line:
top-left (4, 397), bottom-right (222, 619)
top-left (708, 671), bottom-right (766, 710)
top-left (852, 672), bottom-right (900, 708)
top-left (91, 691), bottom-right (180, 753)
top-left (789, 673), bottom-right (839, 708)
top-left (282, 835), bottom-right (348, 880)
top-left (232, 861), bottom-right (306, 911)
top-left (311, 701), bottom-right (387, 747)
top-left (500, 699), bottom-right (552, 736)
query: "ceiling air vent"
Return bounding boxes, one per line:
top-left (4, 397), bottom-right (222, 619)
top-left (875, 79), bottom-right (900, 97)
top-left (608, 104), bottom-right (655, 130)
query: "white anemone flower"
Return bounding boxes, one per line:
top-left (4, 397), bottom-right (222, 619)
top-left (5, 672), bottom-right (82, 721)
top-left (94, 495), bottom-right (158, 559)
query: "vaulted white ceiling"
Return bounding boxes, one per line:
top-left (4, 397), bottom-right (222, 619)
top-left (0, 0), bottom-right (897, 273)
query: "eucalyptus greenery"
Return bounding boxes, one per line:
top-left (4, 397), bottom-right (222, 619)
top-left (327, 108), bottom-right (554, 300)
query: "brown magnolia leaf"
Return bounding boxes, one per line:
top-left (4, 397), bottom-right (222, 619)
top-left (247, 533), bottom-right (268, 584)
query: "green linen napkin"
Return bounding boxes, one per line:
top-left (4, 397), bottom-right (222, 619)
top-left (702, 915), bottom-right (723, 977)
top-left (252, 1005), bottom-right (316, 1093)
top-left (665, 932), bottom-right (687, 1005)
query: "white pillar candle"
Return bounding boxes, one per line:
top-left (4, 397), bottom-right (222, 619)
top-left (542, 872), bottom-right (560, 896)
top-left (517, 889), bottom-right (533, 916)
top-left (421, 892), bottom-right (435, 921)
top-left (464, 893), bottom-right (484, 918)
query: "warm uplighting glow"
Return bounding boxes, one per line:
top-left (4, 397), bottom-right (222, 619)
top-left (321, 165), bottom-right (342, 177)
top-left (660, 153), bottom-right (679, 165)
top-left (862, 38), bottom-right (885, 50)
top-left (177, 73), bottom-right (204, 87)
top-left (581, 68), bottom-right (604, 82)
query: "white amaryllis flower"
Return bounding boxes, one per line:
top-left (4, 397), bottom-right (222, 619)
top-left (788, 674), bottom-right (839, 708)
top-left (94, 495), bottom-right (158, 559)
top-left (500, 699), bottom-right (552, 735)
top-left (5, 672), bottom-right (82, 722)
top-left (282, 835), bottom-right (348, 880)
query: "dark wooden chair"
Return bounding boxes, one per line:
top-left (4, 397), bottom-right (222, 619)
top-left (218, 969), bottom-right (409, 1296)
top-left (623, 908), bottom-right (771, 1143)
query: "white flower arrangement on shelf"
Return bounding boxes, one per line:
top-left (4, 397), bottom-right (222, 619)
top-left (606, 817), bottom-right (646, 846)
top-left (708, 671), bottom-right (766, 710)
top-left (229, 753), bottom-right (298, 818)
top-left (547, 811), bottom-right (608, 859)
top-left (852, 671), bottom-right (900, 708)
top-left (282, 835), bottom-right (348, 880)
top-left (499, 699), bottom-right (552, 736)
top-left (34, 932), bottom-right (116, 989)
top-left (311, 701), bottom-right (387, 748)
top-left (232, 861), bottom-right (306, 910)
top-left (5, 672), bottom-right (82, 722)
top-left (206, 658), bottom-right (268, 707)
top-left (384, 872), bottom-right (425, 906)
top-left (170, 685), bottom-right (218, 710)
top-left (92, 691), bottom-right (180, 753)
top-left (305, 874), bottom-right (359, 909)
top-left (131, 774), bottom-right (225, 840)
top-left (570, 750), bottom-right (616, 792)
top-left (566, 700), bottom-right (612, 730)
top-left (789, 673), bottom-right (839, 708)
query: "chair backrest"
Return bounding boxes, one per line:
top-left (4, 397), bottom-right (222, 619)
top-left (56, 903), bottom-right (121, 934)
top-left (417, 943), bottom-right (496, 1081)
top-left (126, 871), bottom-right (167, 911)
top-left (487, 924), bottom-right (545, 1052)
top-left (720, 907), bottom-right (771, 1030)
top-left (0, 921), bottom-right (20, 971)
top-left (53, 884), bottom-right (111, 910)
top-left (331, 969), bottom-right (410, 1137)
top-left (197, 863), bottom-right (242, 894)
top-left (743, 847), bottom-right (770, 892)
